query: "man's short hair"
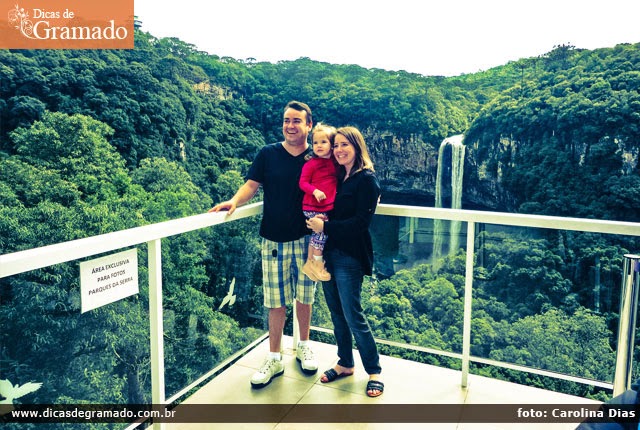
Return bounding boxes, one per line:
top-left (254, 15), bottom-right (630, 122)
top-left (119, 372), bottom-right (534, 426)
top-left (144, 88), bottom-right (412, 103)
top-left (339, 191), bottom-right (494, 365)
top-left (285, 101), bottom-right (313, 125)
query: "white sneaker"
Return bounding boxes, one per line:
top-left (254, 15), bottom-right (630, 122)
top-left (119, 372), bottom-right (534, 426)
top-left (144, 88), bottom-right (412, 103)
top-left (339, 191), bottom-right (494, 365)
top-left (250, 358), bottom-right (284, 388)
top-left (296, 343), bottom-right (318, 375)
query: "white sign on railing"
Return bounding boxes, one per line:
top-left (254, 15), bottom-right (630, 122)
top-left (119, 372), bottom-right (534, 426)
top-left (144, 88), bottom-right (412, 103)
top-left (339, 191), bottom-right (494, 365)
top-left (79, 248), bottom-right (139, 313)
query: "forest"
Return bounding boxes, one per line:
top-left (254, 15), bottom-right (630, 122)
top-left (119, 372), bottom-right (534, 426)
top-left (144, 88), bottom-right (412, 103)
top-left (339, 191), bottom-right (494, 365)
top-left (1, 29), bottom-right (639, 422)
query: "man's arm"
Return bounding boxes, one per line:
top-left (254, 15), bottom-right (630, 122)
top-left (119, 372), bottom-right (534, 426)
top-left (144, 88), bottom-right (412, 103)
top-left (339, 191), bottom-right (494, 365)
top-left (208, 179), bottom-right (260, 215)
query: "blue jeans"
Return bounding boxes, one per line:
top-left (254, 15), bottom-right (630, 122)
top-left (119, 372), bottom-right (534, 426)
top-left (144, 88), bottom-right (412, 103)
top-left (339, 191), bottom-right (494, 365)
top-left (322, 248), bottom-right (381, 375)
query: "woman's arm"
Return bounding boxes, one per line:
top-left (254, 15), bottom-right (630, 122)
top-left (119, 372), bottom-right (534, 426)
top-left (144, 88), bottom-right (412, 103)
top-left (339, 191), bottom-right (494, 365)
top-left (323, 173), bottom-right (380, 238)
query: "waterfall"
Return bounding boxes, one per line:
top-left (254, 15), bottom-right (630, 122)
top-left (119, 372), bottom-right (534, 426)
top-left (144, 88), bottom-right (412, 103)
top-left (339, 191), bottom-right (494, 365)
top-left (432, 135), bottom-right (465, 265)
top-left (432, 144), bottom-right (447, 263)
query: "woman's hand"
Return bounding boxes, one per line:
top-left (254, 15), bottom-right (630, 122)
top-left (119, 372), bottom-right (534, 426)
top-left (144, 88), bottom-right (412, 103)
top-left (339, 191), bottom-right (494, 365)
top-left (306, 215), bottom-right (326, 233)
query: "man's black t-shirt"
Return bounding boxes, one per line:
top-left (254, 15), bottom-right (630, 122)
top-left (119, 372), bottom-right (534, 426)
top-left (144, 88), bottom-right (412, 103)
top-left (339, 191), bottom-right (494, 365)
top-left (247, 142), bottom-right (313, 242)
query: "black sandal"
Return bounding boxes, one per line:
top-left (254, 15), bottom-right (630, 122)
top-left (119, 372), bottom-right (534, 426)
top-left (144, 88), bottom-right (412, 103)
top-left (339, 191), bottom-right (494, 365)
top-left (321, 368), bottom-right (353, 383)
top-left (366, 380), bottom-right (384, 397)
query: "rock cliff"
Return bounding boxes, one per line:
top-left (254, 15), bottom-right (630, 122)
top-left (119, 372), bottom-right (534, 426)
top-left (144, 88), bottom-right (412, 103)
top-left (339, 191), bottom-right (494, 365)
top-left (365, 129), bottom-right (511, 211)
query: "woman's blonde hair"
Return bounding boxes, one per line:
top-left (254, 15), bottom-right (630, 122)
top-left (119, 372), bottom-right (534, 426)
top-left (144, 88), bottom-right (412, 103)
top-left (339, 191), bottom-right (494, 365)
top-left (336, 126), bottom-right (374, 176)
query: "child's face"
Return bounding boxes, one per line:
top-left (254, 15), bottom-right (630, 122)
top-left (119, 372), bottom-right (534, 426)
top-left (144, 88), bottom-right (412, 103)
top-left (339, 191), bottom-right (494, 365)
top-left (312, 131), bottom-right (333, 158)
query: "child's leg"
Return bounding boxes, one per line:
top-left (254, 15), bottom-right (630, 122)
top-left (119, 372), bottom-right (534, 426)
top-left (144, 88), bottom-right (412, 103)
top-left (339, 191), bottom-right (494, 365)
top-left (302, 211), bottom-right (322, 281)
top-left (307, 243), bottom-right (316, 261)
top-left (310, 234), bottom-right (324, 261)
top-left (303, 211), bottom-right (315, 261)
top-left (302, 211), bottom-right (331, 281)
top-left (312, 211), bottom-right (328, 261)
top-left (310, 235), bottom-right (330, 281)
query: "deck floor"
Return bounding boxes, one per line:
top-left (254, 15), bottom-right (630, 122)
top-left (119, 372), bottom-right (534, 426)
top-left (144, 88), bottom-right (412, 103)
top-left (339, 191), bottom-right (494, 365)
top-left (166, 337), bottom-right (600, 430)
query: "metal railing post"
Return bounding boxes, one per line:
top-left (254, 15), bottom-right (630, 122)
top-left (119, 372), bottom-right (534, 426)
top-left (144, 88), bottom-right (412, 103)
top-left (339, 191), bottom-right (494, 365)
top-left (148, 239), bottom-right (165, 429)
top-left (461, 221), bottom-right (475, 387)
top-left (409, 217), bottom-right (415, 244)
top-left (613, 254), bottom-right (640, 396)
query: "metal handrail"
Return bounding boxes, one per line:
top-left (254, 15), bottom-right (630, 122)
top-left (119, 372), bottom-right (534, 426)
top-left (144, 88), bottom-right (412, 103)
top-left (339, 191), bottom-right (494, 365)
top-left (3, 203), bottom-right (640, 278)
top-left (0, 202), bottom-right (263, 278)
top-left (375, 204), bottom-right (640, 236)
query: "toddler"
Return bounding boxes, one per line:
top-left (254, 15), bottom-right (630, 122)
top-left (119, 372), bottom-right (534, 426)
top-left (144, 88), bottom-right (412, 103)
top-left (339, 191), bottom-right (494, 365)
top-left (299, 123), bottom-right (337, 281)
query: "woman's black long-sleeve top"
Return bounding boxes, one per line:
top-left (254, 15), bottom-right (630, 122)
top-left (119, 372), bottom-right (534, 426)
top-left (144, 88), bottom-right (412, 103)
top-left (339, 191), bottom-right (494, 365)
top-left (323, 169), bottom-right (381, 276)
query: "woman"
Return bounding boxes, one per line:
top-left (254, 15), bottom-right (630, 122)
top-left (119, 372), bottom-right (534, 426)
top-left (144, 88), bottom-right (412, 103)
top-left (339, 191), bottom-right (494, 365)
top-left (306, 126), bottom-right (383, 397)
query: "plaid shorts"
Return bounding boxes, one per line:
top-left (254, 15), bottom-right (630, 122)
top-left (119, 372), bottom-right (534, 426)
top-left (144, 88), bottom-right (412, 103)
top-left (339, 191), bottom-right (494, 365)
top-left (261, 236), bottom-right (316, 308)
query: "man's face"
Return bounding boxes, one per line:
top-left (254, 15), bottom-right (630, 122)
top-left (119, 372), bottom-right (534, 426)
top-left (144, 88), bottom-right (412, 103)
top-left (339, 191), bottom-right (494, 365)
top-left (282, 108), bottom-right (312, 146)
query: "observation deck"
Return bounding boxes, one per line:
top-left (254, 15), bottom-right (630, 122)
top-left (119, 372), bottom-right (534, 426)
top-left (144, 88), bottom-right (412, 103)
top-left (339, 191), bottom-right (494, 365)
top-left (2, 202), bottom-right (639, 429)
top-left (167, 335), bottom-right (597, 430)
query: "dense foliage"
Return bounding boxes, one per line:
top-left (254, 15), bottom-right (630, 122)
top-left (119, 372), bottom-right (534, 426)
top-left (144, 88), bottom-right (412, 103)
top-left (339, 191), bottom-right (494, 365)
top-left (1, 31), bottom-right (639, 412)
top-left (466, 43), bottom-right (640, 221)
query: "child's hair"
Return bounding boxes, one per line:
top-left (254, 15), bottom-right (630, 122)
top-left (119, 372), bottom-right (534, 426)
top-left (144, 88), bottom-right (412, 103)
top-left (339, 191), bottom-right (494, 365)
top-left (312, 123), bottom-right (337, 145)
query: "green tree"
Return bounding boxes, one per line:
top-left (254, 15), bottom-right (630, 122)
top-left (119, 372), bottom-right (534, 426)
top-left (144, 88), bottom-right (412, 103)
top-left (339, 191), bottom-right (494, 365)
top-left (490, 307), bottom-right (614, 381)
top-left (476, 231), bottom-right (572, 316)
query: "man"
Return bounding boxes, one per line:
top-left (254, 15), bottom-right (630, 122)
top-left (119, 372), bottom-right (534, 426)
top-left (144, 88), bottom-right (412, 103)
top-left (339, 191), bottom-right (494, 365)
top-left (209, 101), bottom-right (318, 388)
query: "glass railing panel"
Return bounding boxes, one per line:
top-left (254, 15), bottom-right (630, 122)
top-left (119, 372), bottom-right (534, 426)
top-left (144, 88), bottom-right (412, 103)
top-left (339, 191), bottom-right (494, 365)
top-left (470, 225), bottom-right (639, 397)
top-left (0, 210), bottom-right (270, 425)
top-left (373, 215), bottom-right (467, 364)
top-left (311, 214), bottom-right (469, 369)
top-left (162, 216), bottom-right (267, 399)
top-left (0, 250), bottom-right (150, 424)
top-left (309, 208), bottom-right (640, 399)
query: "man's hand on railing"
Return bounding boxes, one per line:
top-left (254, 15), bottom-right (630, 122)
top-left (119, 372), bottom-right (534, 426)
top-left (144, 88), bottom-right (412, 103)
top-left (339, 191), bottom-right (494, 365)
top-left (209, 180), bottom-right (260, 216)
top-left (209, 200), bottom-right (237, 215)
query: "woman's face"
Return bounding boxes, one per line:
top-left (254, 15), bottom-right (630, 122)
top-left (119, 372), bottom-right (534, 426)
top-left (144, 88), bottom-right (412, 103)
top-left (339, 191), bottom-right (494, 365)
top-left (333, 134), bottom-right (356, 171)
